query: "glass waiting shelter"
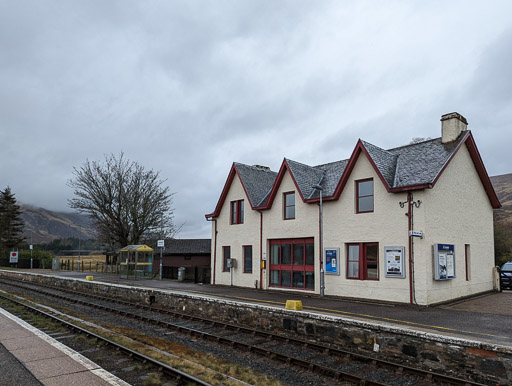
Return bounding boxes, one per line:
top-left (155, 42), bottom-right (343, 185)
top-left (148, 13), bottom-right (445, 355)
top-left (119, 245), bottom-right (153, 279)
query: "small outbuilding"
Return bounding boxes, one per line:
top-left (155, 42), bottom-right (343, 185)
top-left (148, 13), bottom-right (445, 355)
top-left (153, 239), bottom-right (211, 283)
top-left (119, 244), bottom-right (154, 279)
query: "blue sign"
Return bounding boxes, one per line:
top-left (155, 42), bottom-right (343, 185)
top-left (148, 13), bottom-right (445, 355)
top-left (325, 248), bottom-right (339, 275)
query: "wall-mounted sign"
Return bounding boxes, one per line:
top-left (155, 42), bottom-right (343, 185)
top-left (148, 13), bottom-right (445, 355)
top-left (9, 251), bottom-right (18, 263)
top-left (324, 248), bottom-right (340, 275)
top-left (409, 230), bottom-right (423, 238)
top-left (434, 244), bottom-right (456, 280)
top-left (384, 246), bottom-right (405, 278)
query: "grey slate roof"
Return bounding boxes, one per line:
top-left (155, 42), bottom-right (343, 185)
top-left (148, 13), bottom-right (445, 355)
top-left (388, 135), bottom-right (465, 187)
top-left (163, 239), bottom-right (211, 255)
top-left (231, 132), bottom-right (467, 203)
top-left (285, 159), bottom-right (324, 199)
top-left (234, 163), bottom-right (277, 207)
top-left (361, 140), bottom-right (398, 187)
top-left (311, 160), bottom-right (348, 198)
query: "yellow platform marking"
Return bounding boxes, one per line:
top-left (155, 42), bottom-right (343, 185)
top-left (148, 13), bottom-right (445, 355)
top-left (184, 290), bottom-right (507, 340)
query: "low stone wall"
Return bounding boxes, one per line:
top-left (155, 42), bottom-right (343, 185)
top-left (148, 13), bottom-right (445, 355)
top-left (1, 270), bottom-right (510, 384)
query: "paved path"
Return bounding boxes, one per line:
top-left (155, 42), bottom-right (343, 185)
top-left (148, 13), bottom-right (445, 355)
top-left (0, 306), bottom-right (129, 386)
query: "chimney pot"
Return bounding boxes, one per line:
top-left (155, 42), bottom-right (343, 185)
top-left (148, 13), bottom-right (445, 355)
top-left (441, 112), bottom-right (468, 143)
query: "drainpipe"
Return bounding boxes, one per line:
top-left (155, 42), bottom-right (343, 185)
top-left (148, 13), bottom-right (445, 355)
top-left (258, 210), bottom-right (263, 290)
top-left (407, 191), bottom-right (417, 305)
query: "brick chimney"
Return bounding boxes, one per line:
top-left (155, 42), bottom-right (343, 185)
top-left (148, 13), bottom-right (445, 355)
top-left (441, 112), bottom-right (468, 143)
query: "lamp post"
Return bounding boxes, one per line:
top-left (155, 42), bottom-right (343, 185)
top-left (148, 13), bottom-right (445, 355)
top-left (312, 184), bottom-right (324, 297)
top-left (30, 230), bottom-right (33, 269)
top-left (78, 225), bottom-right (81, 272)
top-left (158, 212), bottom-right (164, 280)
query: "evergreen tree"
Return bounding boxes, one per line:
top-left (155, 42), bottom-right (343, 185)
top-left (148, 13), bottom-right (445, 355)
top-left (0, 187), bottom-right (25, 250)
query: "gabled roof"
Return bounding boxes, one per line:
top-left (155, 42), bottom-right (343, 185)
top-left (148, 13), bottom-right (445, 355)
top-left (206, 130), bottom-right (500, 219)
top-left (163, 239), bottom-right (211, 255)
top-left (235, 163), bottom-right (277, 207)
top-left (205, 163), bottom-right (277, 218)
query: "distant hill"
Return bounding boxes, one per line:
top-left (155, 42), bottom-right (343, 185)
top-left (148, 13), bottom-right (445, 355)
top-left (490, 173), bottom-right (512, 231)
top-left (21, 204), bottom-right (95, 244)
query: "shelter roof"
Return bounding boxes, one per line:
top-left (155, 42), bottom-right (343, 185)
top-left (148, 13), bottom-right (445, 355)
top-left (120, 245), bottom-right (153, 252)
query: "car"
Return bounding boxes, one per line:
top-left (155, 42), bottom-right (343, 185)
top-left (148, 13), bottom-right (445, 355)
top-left (500, 262), bottom-right (512, 290)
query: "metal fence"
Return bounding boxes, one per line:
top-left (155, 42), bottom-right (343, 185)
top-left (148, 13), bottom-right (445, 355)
top-left (498, 268), bottom-right (511, 291)
top-left (59, 260), bottom-right (120, 274)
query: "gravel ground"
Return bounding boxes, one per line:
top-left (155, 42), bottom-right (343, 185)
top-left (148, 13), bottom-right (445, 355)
top-left (0, 281), bottom-right (342, 385)
top-left (0, 280), bottom-right (472, 386)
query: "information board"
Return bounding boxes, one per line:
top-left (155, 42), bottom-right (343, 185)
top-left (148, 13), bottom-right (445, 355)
top-left (384, 246), bottom-right (405, 278)
top-left (434, 244), bottom-right (456, 280)
top-left (324, 248), bottom-right (340, 275)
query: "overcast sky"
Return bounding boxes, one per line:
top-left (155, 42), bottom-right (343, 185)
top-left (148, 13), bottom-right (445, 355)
top-left (1, 1), bottom-right (512, 238)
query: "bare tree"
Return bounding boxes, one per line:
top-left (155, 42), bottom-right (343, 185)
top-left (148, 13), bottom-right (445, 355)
top-left (68, 153), bottom-right (177, 248)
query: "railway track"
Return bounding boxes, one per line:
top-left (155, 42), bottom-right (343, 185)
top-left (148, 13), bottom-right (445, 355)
top-left (0, 278), bottom-right (486, 385)
top-left (0, 292), bottom-right (212, 386)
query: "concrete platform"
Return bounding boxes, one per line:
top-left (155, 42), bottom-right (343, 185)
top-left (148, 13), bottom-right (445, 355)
top-left (6, 269), bottom-right (512, 348)
top-left (0, 305), bottom-right (129, 386)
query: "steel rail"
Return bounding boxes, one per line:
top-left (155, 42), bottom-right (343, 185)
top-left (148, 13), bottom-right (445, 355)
top-left (0, 279), bottom-right (387, 385)
top-left (1, 278), bottom-right (482, 385)
top-left (0, 292), bottom-right (211, 386)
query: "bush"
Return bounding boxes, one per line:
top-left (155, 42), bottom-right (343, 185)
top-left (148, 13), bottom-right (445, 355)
top-left (0, 249), bottom-right (55, 268)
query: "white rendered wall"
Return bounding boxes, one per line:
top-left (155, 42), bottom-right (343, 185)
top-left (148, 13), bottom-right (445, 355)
top-left (212, 174), bottom-right (261, 287)
top-left (323, 153), bottom-right (411, 303)
top-left (415, 144), bottom-right (495, 304)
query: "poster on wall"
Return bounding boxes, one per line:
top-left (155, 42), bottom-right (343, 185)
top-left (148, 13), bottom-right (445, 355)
top-left (434, 244), bottom-right (456, 280)
top-left (384, 246), bottom-right (405, 278)
top-left (324, 248), bottom-right (340, 275)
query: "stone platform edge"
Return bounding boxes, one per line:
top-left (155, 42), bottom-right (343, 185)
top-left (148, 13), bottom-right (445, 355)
top-left (1, 270), bottom-right (510, 384)
top-left (0, 298), bottom-right (129, 385)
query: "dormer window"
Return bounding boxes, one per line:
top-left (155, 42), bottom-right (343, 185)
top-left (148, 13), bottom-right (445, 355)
top-left (230, 200), bottom-right (244, 224)
top-left (283, 192), bottom-right (295, 219)
top-left (356, 179), bottom-right (374, 213)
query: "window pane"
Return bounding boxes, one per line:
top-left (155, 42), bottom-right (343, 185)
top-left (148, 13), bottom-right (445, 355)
top-left (305, 243), bottom-right (315, 265)
top-left (305, 272), bottom-right (315, 289)
top-left (293, 244), bottom-right (304, 265)
top-left (231, 202), bottom-right (237, 224)
top-left (281, 271), bottom-right (291, 287)
top-left (358, 196), bottom-right (374, 212)
top-left (270, 270), bottom-right (279, 286)
top-left (348, 261), bottom-right (359, 278)
top-left (244, 246), bottom-right (252, 273)
top-left (223, 247), bottom-right (230, 271)
top-left (358, 180), bottom-right (373, 196)
top-left (366, 244), bottom-right (378, 279)
top-left (284, 193), bottom-right (295, 219)
top-left (286, 193), bottom-right (295, 206)
top-left (239, 200), bottom-right (244, 223)
top-left (271, 244), bottom-right (280, 265)
top-left (281, 244), bottom-right (291, 265)
top-left (348, 245), bottom-right (359, 261)
top-left (293, 271), bottom-right (304, 288)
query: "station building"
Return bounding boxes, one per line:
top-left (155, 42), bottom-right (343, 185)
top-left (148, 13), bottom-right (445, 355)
top-left (205, 113), bottom-right (501, 305)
